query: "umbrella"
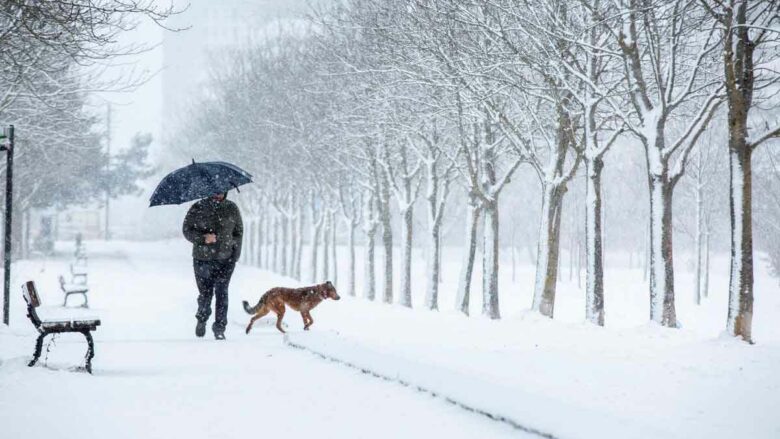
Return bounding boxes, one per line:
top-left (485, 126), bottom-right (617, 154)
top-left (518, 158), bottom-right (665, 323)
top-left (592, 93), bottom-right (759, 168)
top-left (149, 160), bottom-right (253, 207)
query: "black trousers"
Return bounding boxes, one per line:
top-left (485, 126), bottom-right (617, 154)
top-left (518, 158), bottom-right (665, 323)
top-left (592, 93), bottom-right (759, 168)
top-left (194, 259), bottom-right (236, 334)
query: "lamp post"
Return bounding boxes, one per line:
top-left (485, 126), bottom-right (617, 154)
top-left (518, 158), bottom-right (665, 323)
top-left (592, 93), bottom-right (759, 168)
top-left (1, 125), bottom-right (13, 325)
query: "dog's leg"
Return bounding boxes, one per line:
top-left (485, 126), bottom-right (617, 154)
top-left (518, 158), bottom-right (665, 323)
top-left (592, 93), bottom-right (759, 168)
top-left (301, 312), bottom-right (309, 330)
top-left (245, 307), bottom-right (270, 334)
top-left (303, 311), bottom-right (313, 330)
top-left (275, 306), bottom-right (286, 334)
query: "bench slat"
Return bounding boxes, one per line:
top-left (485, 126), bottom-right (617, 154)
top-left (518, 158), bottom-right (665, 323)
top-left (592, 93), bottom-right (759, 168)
top-left (22, 281), bottom-right (41, 308)
top-left (40, 319), bottom-right (100, 331)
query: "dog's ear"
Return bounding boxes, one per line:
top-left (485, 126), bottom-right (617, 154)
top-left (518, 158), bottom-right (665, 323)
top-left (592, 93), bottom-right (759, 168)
top-left (326, 281), bottom-right (333, 287)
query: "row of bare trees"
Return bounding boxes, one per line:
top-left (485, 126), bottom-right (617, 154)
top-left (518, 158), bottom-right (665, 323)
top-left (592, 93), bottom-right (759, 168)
top-left (175, 0), bottom-right (779, 343)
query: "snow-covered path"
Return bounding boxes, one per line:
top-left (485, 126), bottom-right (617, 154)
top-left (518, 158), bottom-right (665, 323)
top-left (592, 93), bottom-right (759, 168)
top-left (0, 241), bottom-right (524, 439)
top-left (1, 335), bottom-right (523, 439)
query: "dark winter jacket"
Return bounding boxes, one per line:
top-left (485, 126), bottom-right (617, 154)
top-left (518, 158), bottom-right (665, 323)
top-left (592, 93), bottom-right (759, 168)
top-left (183, 197), bottom-right (243, 261)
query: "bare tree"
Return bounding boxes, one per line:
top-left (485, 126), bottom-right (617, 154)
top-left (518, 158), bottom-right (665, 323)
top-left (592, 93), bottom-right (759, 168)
top-left (380, 137), bottom-right (422, 307)
top-left (700, 0), bottom-right (780, 342)
top-left (520, 0), bottom-right (625, 325)
top-left (605, 0), bottom-right (724, 327)
top-left (1, 1), bottom-right (179, 114)
top-left (338, 177), bottom-right (363, 296)
top-left (682, 126), bottom-right (726, 304)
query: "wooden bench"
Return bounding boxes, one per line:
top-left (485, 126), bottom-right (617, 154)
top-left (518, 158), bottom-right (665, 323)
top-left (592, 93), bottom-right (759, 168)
top-left (59, 275), bottom-right (89, 308)
top-left (23, 281), bottom-right (101, 373)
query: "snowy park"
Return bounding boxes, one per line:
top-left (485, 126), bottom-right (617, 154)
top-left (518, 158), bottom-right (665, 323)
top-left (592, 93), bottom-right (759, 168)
top-left (2, 0), bottom-right (780, 438)
top-left (1, 239), bottom-right (779, 439)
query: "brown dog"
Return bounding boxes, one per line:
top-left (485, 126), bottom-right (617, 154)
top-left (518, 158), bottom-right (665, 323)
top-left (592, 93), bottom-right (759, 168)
top-left (243, 281), bottom-right (340, 334)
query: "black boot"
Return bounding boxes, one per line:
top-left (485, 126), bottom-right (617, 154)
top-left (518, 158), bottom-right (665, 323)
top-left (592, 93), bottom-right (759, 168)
top-left (195, 320), bottom-right (206, 338)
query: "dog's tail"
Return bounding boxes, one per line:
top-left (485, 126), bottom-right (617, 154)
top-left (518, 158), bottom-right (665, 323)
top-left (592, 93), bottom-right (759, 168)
top-left (243, 296), bottom-right (266, 314)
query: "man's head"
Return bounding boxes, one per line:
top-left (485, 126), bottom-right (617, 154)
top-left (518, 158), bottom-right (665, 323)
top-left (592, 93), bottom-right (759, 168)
top-left (210, 193), bottom-right (227, 202)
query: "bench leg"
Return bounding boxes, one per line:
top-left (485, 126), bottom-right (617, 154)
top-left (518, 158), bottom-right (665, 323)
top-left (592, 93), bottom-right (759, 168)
top-left (82, 292), bottom-right (89, 309)
top-left (63, 293), bottom-right (69, 307)
top-left (82, 331), bottom-right (95, 374)
top-left (28, 333), bottom-right (46, 367)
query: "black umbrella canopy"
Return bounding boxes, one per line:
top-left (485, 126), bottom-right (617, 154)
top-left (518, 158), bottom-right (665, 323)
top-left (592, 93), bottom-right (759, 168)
top-left (149, 160), bottom-right (253, 207)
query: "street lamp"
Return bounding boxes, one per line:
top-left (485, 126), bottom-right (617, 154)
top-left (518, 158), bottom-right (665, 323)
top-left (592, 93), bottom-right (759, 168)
top-left (1, 125), bottom-right (14, 325)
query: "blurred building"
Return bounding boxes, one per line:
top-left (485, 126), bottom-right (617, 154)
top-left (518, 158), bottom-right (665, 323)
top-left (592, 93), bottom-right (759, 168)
top-left (27, 207), bottom-right (102, 254)
top-left (55, 209), bottom-right (103, 240)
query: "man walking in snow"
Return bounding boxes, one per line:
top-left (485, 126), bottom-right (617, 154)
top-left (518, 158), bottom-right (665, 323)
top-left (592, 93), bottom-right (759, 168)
top-left (183, 192), bottom-right (243, 340)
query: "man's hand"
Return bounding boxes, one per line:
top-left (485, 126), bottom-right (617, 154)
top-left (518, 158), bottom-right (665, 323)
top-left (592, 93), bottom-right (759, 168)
top-left (204, 233), bottom-right (217, 244)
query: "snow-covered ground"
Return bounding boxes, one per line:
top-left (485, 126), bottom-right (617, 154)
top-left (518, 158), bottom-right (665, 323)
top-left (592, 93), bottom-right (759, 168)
top-left (1, 239), bottom-right (778, 438)
top-left (0, 241), bottom-right (523, 439)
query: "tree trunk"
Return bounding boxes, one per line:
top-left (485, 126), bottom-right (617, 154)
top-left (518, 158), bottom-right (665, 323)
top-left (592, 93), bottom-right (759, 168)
top-left (726, 140), bottom-right (753, 342)
top-left (348, 219), bottom-right (356, 296)
top-left (527, 239), bottom-right (537, 265)
top-left (568, 224), bottom-right (575, 282)
top-left (585, 157), bottom-right (605, 325)
top-left (321, 214), bottom-right (330, 282)
top-left (695, 159), bottom-right (704, 305)
top-left (532, 183), bottom-right (565, 318)
top-left (10, 204), bottom-right (23, 260)
top-left (511, 241), bottom-right (517, 284)
top-left (288, 215), bottom-right (296, 278)
top-left (437, 231), bottom-right (443, 284)
top-left (648, 175), bottom-right (677, 327)
top-left (248, 218), bottom-right (256, 266)
top-left (259, 215), bottom-right (265, 269)
top-left (295, 210), bottom-right (304, 280)
top-left (379, 200), bottom-right (393, 305)
top-left (455, 201), bottom-right (480, 315)
top-left (424, 218), bottom-right (441, 310)
top-left (557, 238), bottom-right (563, 282)
top-left (255, 218), bottom-right (262, 267)
top-left (577, 233), bottom-right (583, 289)
top-left (289, 215), bottom-right (297, 278)
top-left (272, 216), bottom-right (279, 273)
top-left (721, 1), bottom-right (755, 341)
top-left (424, 165), bottom-right (444, 310)
top-left (263, 215), bottom-right (274, 271)
top-left (262, 214), bottom-right (270, 270)
top-left (330, 211), bottom-right (338, 285)
top-left (643, 219), bottom-right (650, 283)
top-left (310, 217), bottom-right (321, 283)
top-left (280, 216), bottom-right (288, 276)
top-left (23, 208), bottom-right (31, 259)
top-left (482, 201), bottom-right (500, 319)
top-left (364, 223), bottom-right (377, 301)
top-left (601, 179), bottom-right (607, 260)
top-left (258, 218), bottom-right (264, 267)
top-left (704, 225), bottom-right (710, 298)
top-left (399, 206), bottom-right (413, 307)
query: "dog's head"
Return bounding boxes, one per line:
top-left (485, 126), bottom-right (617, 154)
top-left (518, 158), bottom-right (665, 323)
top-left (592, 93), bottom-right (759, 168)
top-left (322, 281), bottom-right (340, 300)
